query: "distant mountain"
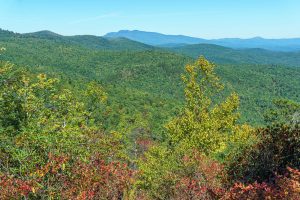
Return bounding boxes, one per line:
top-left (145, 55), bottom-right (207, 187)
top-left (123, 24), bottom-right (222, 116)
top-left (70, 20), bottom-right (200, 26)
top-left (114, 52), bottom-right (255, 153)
top-left (1, 29), bottom-right (300, 67)
top-left (211, 37), bottom-right (300, 52)
top-left (104, 30), bottom-right (300, 52)
top-left (0, 29), bottom-right (154, 51)
top-left (105, 30), bottom-right (206, 46)
top-left (168, 43), bottom-right (300, 66)
top-left (25, 30), bottom-right (155, 51)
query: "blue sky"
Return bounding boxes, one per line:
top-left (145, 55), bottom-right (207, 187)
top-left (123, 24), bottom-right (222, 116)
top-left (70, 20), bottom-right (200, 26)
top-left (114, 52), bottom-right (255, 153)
top-left (0, 0), bottom-right (299, 38)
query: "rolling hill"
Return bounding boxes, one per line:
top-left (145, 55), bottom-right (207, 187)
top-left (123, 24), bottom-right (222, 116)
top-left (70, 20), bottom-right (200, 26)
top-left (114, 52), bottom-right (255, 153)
top-left (0, 28), bottom-right (300, 128)
top-left (168, 43), bottom-right (300, 66)
top-left (0, 29), bottom-right (155, 51)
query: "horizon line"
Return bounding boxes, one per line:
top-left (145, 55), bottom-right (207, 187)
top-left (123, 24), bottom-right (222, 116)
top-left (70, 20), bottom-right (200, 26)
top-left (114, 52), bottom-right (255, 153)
top-left (1, 28), bottom-right (300, 40)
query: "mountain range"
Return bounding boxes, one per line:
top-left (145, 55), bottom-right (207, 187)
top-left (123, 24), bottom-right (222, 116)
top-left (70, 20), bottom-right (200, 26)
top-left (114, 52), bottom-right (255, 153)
top-left (1, 28), bottom-right (300, 126)
top-left (105, 30), bottom-right (300, 52)
top-left (0, 29), bottom-right (154, 51)
top-left (1, 28), bottom-right (300, 67)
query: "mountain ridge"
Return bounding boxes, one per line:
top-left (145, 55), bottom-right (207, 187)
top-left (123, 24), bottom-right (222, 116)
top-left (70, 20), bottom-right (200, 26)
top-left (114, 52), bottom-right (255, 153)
top-left (0, 29), bottom-right (155, 51)
top-left (168, 43), bottom-right (300, 66)
top-left (1, 28), bottom-right (300, 67)
top-left (104, 30), bottom-right (300, 52)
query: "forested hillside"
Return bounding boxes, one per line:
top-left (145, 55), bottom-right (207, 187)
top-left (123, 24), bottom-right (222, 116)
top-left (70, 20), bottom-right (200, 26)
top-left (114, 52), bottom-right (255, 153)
top-left (0, 29), bottom-right (300, 199)
top-left (1, 51), bottom-right (299, 199)
top-left (0, 29), bottom-right (299, 127)
top-left (1, 29), bottom-right (155, 51)
top-left (168, 43), bottom-right (300, 66)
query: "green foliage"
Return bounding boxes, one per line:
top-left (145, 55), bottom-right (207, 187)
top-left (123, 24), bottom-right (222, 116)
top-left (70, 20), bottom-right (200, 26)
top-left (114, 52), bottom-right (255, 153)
top-left (83, 81), bottom-right (108, 128)
top-left (0, 62), bottom-right (126, 175)
top-left (138, 57), bottom-right (255, 198)
top-left (216, 64), bottom-right (300, 125)
top-left (0, 62), bottom-right (27, 134)
top-left (265, 99), bottom-right (300, 125)
top-left (169, 43), bottom-right (300, 67)
top-left (137, 145), bottom-right (177, 199)
top-left (1, 31), bottom-right (300, 199)
top-left (1, 31), bottom-right (300, 129)
top-left (167, 57), bottom-right (243, 155)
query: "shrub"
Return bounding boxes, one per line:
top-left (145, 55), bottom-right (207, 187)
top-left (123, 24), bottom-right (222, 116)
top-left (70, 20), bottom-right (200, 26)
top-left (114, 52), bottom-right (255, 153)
top-left (226, 124), bottom-right (300, 184)
top-left (0, 154), bottom-right (135, 200)
top-left (222, 167), bottom-right (300, 200)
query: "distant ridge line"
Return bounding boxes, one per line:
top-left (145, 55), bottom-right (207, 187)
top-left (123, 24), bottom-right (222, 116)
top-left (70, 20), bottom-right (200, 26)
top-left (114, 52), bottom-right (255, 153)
top-left (104, 30), bottom-right (300, 52)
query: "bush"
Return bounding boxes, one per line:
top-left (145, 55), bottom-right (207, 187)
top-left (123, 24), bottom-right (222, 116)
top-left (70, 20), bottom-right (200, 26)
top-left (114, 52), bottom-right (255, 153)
top-left (0, 154), bottom-right (135, 200)
top-left (223, 167), bottom-right (300, 200)
top-left (226, 124), bottom-right (300, 184)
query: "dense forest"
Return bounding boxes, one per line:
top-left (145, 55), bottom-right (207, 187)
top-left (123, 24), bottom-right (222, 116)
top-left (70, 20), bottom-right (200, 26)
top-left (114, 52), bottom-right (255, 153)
top-left (0, 29), bottom-right (300, 199)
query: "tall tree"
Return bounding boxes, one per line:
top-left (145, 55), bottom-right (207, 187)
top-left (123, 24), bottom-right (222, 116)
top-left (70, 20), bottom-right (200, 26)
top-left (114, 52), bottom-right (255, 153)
top-left (166, 56), bottom-right (245, 155)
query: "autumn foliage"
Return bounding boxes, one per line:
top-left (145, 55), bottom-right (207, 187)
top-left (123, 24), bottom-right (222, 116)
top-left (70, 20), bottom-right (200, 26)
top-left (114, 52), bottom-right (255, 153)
top-left (0, 154), bottom-right (135, 199)
top-left (223, 167), bottom-right (300, 200)
top-left (173, 152), bottom-right (226, 200)
top-left (0, 175), bottom-right (34, 199)
top-left (1, 56), bottom-right (299, 199)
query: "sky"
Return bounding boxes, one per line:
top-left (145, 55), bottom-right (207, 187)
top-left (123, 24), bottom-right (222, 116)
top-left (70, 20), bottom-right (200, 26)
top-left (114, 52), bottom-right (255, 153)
top-left (0, 0), bottom-right (299, 39)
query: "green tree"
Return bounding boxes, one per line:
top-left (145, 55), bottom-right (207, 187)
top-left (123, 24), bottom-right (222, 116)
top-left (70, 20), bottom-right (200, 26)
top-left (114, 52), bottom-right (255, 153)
top-left (0, 63), bottom-right (124, 175)
top-left (138, 57), bottom-right (255, 199)
top-left (166, 56), bottom-right (242, 155)
top-left (84, 81), bottom-right (107, 127)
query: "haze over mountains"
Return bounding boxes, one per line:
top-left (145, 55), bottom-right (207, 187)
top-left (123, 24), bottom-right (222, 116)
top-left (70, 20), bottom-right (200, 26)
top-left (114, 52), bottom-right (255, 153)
top-left (1, 28), bottom-right (300, 67)
top-left (105, 30), bottom-right (300, 52)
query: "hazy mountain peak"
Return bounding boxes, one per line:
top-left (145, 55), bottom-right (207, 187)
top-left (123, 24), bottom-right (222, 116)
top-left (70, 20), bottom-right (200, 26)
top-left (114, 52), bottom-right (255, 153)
top-left (105, 30), bottom-right (207, 46)
top-left (104, 30), bottom-right (300, 52)
top-left (250, 36), bottom-right (265, 40)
